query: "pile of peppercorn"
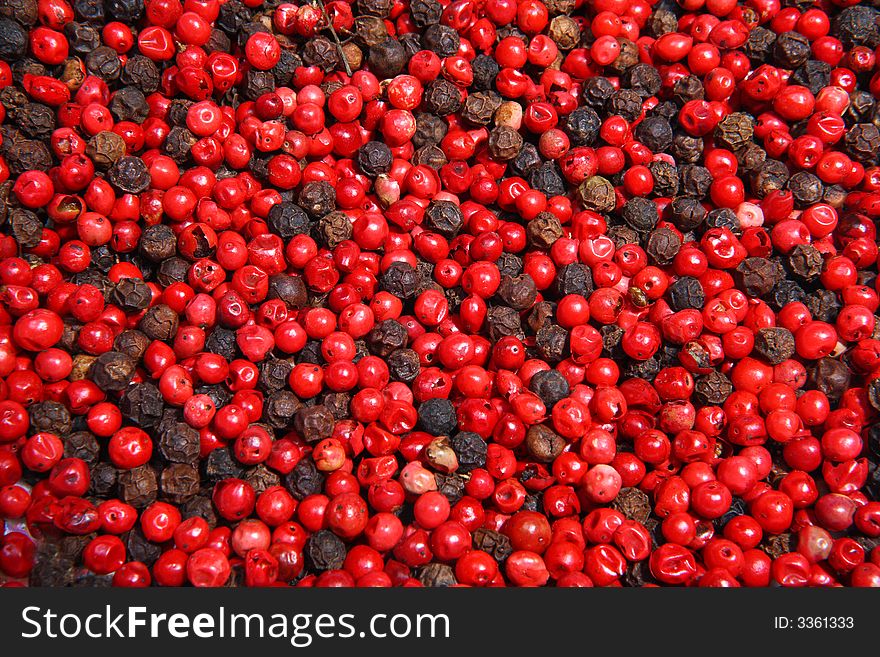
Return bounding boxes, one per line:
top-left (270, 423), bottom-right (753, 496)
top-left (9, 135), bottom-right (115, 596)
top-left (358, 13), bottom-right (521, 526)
top-left (0, 0), bottom-right (879, 588)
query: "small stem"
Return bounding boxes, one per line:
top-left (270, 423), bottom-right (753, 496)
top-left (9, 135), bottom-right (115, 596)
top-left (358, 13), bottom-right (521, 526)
top-left (314, 0), bottom-right (353, 77)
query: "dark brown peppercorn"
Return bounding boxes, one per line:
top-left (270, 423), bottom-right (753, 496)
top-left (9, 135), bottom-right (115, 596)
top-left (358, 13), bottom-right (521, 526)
top-left (263, 391), bottom-right (302, 429)
top-left (421, 24), bottom-right (459, 57)
top-left (294, 405), bottom-right (335, 443)
top-left (418, 563), bottom-right (457, 587)
top-left (473, 528), bottom-right (512, 562)
top-left (29, 400), bottom-right (72, 436)
top-left (285, 458), bottom-right (324, 500)
top-left (551, 265), bottom-right (591, 302)
top-left (113, 329), bottom-right (150, 362)
top-left (754, 327), bottom-right (796, 365)
top-left (669, 196), bottom-right (707, 232)
top-left (527, 302), bottom-right (554, 334)
top-left (302, 36), bottom-right (340, 73)
top-left (808, 358), bottom-right (852, 402)
top-left (773, 31), bottom-right (811, 68)
top-left (527, 212), bottom-right (563, 249)
top-left (159, 422), bottom-right (200, 464)
top-left (9, 208), bottom-right (42, 248)
top-left (497, 274), bottom-right (537, 311)
top-left (245, 463), bottom-right (281, 495)
top-left (536, 324), bottom-right (569, 363)
top-left (17, 102), bottom-right (55, 140)
top-left (581, 76), bottom-right (615, 110)
top-left (622, 197), bottom-right (659, 232)
top-left (788, 171), bottom-right (823, 207)
top-left (160, 463), bottom-right (200, 505)
top-left (298, 181), bottom-right (336, 219)
top-left (488, 125), bottom-right (523, 161)
top-left (694, 371), bottom-right (734, 405)
top-left (357, 140), bottom-right (392, 177)
top-left (107, 155), bottom-right (150, 194)
top-left (203, 447), bottom-right (244, 483)
top-left (525, 424), bottom-right (565, 462)
top-left (409, 0), bottom-right (441, 26)
top-left (366, 319), bottom-right (408, 357)
top-left (547, 15), bottom-right (579, 50)
top-left (844, 123), bottom-right (880, 164)
top-left (787, 243), bottom-right (823, 280)
top-left (646, 227), bottom-right (681, 266)
top-left (306, 530), bottom-right (346, 570)
top-left (424, 200), bottom-right (463, 238)
top-left (423, 78), bottom-right (462, 116)
top-left (410, 144), bottom-right (447, 169)
top-left (673, 75), bottom-right (705, 104)
top-left (108, 86), bottom-right (148, 123)
top-left (368, 38), bottom-right (406, 79)
top-left (120, 382), bottom-right (164, 429)
top-left (608, 37), bottom-right (638, 74)
top-left (607, 88), bottom-right (642, 121)
top-left (63, 431), bottom-right (99, 466)
top-left (118, 465), bottom-right (158, 509)
top-left (317, 211), bottom-right (353, 248)
top-left (4, 138), bottom-right (51, 176)
top-left (679, 165), bottom-right (713, 198)
top-left (139, 304), bottom-right (179, 341)
top-left (90, 462), bottom-right (118, 497)
top-left (86, 130), bottom-right (126, 168)
top-left (611, 487), bottom-right (652, 523)
top-left (139, 224), bottom-right (177, 262)
top-left (735, 257), bottom-right (779, 297)
top-left (121, 54), bottom-right (159, 93)
top-left (668, 276), bottom-right (705, 311)
top-left (267, 274), bottom-right (308, 309)
top-left (487, 306), bottom-right (524, 341)
top-left (461, 90), bottom-right (501, 126)
top-left (387, 348), bottom-right (421, 382)
top-left (353, 15), bottom-right (388, 47)
top-left (715, 112), bottom-right (755, 151)
top-left (578, 176), bottom-right (616, 213)
top-left (413, 112), bottom-right (447, 147)
top-left (88, 351), bottom-right (135, 392)
top-left (381, 261), bottom-right (419, 299)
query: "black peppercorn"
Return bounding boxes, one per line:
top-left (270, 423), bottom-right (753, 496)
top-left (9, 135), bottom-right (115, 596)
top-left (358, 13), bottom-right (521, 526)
top-left (417, 398), bottom-right (457, 436)
top-left (527, 212), bottom-right (563, 249)
top-left (735, 257), bottom-right (779, 297)
top-left (497, 274), bottom-right (538, 311)
top-left (120, 382), bottom-right (164, 429)
top-left (622, 197), bottom-right (659, 232)
top-left (421, 23), bottom-right (459, 57)
top-left (306, 530), bottom-right (346, 570)
top-left (387, 348), bottom-right (421, 383)
top-left (487, 306), bottom-right (524, 341)
top-left (423, 78), bottom-right (462, 116)
top-left (668, 276), bottom-right (705, 311)
top-left (488, 125), bottom-right (523, 161)
top-left (89, 351), bottom-right (136, 392)
top-left (536, 324), bottom-right (569, 363)
top-left (529, 369), bottom-right (570, 410)
top-left (844, 124), bottom-right (880, 165)
top-left (294, 405), bottom-right (335, 443)
top-left (694, 371), bottom-right (734, 405)
top-left (107, 155), bottom-right (151, 194)
top-left (646, 228), bottom-right (682, 266)
top-left (357, 141), bottom-right (393, 177)
top-left (118, 465), bottom-right (159, 510)
top-left (139, 304), bottom-right (180, 341)
top-left (285, 458), bottom-right (325, 500)
top-left (160, 464), bottom-right (200, 505)
top-left (525, 424), bottom-right (565, 462)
